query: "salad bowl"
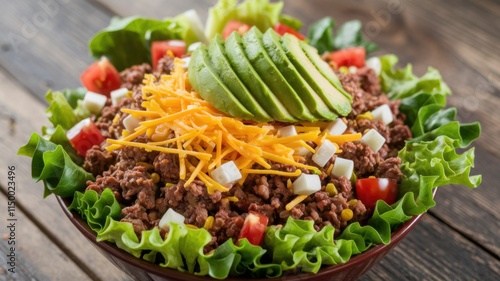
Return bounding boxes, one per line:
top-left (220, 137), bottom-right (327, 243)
top-left (57, 195), bottom-right (428, 281)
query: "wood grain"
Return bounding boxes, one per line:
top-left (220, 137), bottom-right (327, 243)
top-left (361, 215), bottom-right (500, 281)
top-left (0, 0), bottom-right (112, 102)
top-left (0, 192), bottom-right (91, 281)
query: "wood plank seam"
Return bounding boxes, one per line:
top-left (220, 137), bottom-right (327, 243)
top-left (427, 210), bottom-right (500, 261)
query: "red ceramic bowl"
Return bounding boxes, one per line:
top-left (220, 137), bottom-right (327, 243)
top-left (57, 195), bottom-right (428, 281)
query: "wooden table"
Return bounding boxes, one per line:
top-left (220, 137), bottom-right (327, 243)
top-left (1, 0), bottom-right (498, 280)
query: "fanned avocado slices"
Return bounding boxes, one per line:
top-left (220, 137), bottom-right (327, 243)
top-left (262, 29), bottom-right (337, 121)
top-left (300, 41), bottom-right (353, 102)
top-left (208, 35), bottom-right (272, 122)
top-left (187, 28), bottom-right (353, 122)
top-left (224, 32), bottom-right (295, 122)
top-left (241, 27), bottom-right (316, 121)
top-left (188, 45), bottom-right (254, 120)
top-left (281, 33), bottom-right (352, 116)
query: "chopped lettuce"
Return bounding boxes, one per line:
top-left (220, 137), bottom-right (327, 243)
top-left (333, 20), bottom-right (378, 52)
top-left (42, 125), bottom-right (82, 165)
top-left (307, 17), bottom-right (335, 55)
top-left (380, 54), bottom-right (451, 100)
top-left (307, 18), bottom-right (378, 54)
top-left (90, 11), bottom-right (206, 71)
top-left (45, 90), bottom-right (90, 131)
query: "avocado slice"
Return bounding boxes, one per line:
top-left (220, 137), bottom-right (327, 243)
top-left (208, 35), bottom-right (272, 122)
top-left (224, 32), bottom-right (295, 122)
top-left (281, 34), bottom-right (352, 116)
top-left (241, 27), bottom-right (316, 121)
top-left (301, 42), bottom-right (353, 101)
top-left (188, 45), bottom-right (254, 120)
top-left (262, 29), bottom-right (337, 121)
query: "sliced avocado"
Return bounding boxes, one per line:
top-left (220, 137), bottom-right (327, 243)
top-left (262, 29), bottom-right (337, 121)
top-left (208, 35), bottom-right (272, 122)
top-left (224, 32), bottom-right (295, 122)
top-left (301, 42), bottom-right (353, 101)
top-left (188, 45), bottom-right (254, 120)
top-left (241, 27), bottom-right (316, 121)
top-left (281, 34), bottom-right (352, 116)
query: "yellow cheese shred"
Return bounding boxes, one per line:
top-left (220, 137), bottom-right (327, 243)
top-left (285, 195), bottom-right (309, 211)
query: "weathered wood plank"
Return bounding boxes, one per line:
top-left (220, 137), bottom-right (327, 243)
top-left (0, 192), bottom-right (91, 281)
top-left (430, 146), bottom-right (500, 258)
top-left (361, 214), bottom-right (500, 281)
top-left (0, 0), bottom-right (113, 102)
top-left (97, 0), bottom-right (212, 19)
top-left (0, 68), bottom-right (133, 281)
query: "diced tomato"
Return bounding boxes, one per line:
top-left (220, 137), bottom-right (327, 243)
top-left (355, 178), bottom-right (398, 211)
top-left (66, 118), bottom-right (105, 157)
top-left (329, 47), bottom-right (366, 68)
top-left (273, 22), bottom-right (306, 40)
top-left (238, 211), bottom-right (269, 246)
top-left (80, 57), bottom-right (121, 97)
top-left (222, 20), bottom-right (252, 39)
top-left (151, 40), bottom-right (187, 69)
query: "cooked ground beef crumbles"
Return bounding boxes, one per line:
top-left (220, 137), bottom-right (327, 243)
top-left (83, 58), bottom-right (412, 252)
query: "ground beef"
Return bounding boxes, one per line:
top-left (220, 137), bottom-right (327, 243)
top-left (83, 145), bottom-right (116, 177)
top-left (121, 63), bottom-right (152, 91)
top-left (154, 55), bottom-right (176, 75)
top-left (339, 141), bottom-right (382, 177)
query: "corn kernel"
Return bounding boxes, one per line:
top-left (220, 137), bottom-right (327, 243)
top-left (137, 161), bottom-right (154, 170)
top-left (226, 196), bottom-right (239, 202)
top-left (150, 172), bottom-right (160, 184)
top-left (356, 111), bottom-right (374, 120)
top-left (185, 224), bottom-right (198, 229)
top-left (326, 183), bottom-right (338, 195)
top-left (341, 208), bottom-right (354, 221)
top-left (348, 199), bottom-right (358, 208)
top-left (204, 216), bottom-right (214, 230)
top-left (112, 113), bottom-right (121, 125)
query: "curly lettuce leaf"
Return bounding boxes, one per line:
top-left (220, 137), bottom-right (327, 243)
top-left (90, 11), bottom-right (206, 71)
top-left (380, 54), bottom-right (451, 100)
top-left (18, 133), bottom-right (94, 197)
top-left (265, 218), bottom-right (358, 274)
top-left (205, 0), bottom-right (288, 40)
top-left (42, 125), bottom-right (82, 165)
top-left (45, 90), bottom-right (90, 131)
top-left (307, 18), bottom-right (378, 54)
top-left (69, 189), bottom-right (121, 232)
top-left (400, 136), bottom-right (481, 192)
top-left (333, 20), bottom-right (378, 52)
top-left (307, 17), bottom-right (335, 55)
top-left (61, 87), bottom-right (87, 109)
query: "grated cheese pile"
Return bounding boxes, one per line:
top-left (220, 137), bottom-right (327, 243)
top-left (106, 59), bottom-right (361, 197)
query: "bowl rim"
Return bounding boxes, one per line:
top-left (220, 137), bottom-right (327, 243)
top-left (56, 195), bottom-right (426, 280)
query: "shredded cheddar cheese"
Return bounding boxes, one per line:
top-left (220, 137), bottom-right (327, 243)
top-left (285, 195), bottom-right (309, 211)
top-left (106, 59), bottom-right (360, 198)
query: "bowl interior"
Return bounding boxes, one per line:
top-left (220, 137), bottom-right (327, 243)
top-left (57, 195), bottom-right (426, 281)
